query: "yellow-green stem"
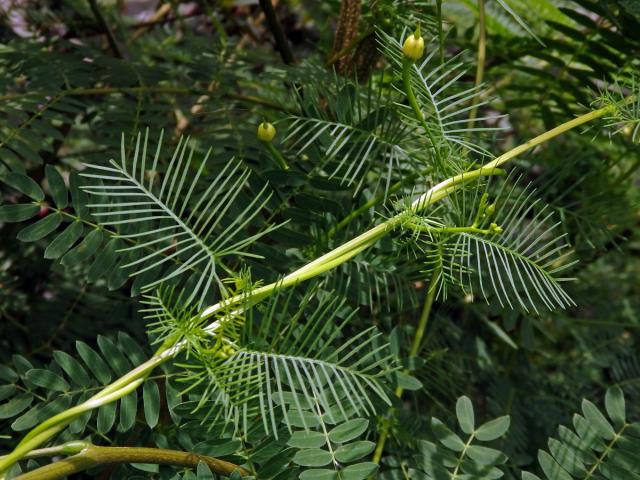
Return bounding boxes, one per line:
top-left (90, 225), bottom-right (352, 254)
top-left (0, 100), bottom-right (624, 475)
top-left (409, 269), bottom-right (440, 359)
top-left (328, 167), bottom-right (433, 238)
top-left (264, 141), bottom-right (289, 170)
top-left (14, 444), bottom-right (249, 480)
top-left (402, 58), bottom-right (435, 147)
top-left (372, 268), bottom-right (440, 464)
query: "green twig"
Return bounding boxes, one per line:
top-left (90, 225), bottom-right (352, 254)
top-left (467, 0), bottom-right (486, 129)
top-left (436, 0), bottom-right (444, 65)
top-left (402, 58), bottom-right (443, 165)
top-left (259, 0), bottom-right (295, 65)
top-left (328, 166), bottom-right (432, 238)
top-left (264, 141), bottom-right (289, 170)
top-left (14, 443), bottom-right (249, 480)
top-left (87, 0), bottom-right (123, 58)
top-left (372, 267), bottom-right (440, 464)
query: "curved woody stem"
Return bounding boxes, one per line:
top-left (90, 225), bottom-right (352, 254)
top-left (14, 442), bottom-right (249, 480)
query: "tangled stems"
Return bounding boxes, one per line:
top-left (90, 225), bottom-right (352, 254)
top-left (0, 100), bottom-right (624, 476)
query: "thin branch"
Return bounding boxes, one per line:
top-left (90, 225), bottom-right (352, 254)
top-left (328, 166), bottom-right (433, 238)
top-left (259, 0), bottom-right (295, 65)
top-left (436, 0), bottom-right (444, 65)
top-left (372, 268), bottom-right (440, 464)
top-left (468, 0), bottom-right (486, 129)
top-left (325, 27), bottom-right (374, 68)
top-left (87, 0), bottom-right (123, 58)
top-left (15, 443), bottom-right (249, 480)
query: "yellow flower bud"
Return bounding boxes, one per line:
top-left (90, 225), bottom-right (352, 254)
top-left (402, 29), bottom-right (425, 61)
top-left (490, 222), bottom-right (503, 234)
top-left (257, 122), bottom-right (276, 142)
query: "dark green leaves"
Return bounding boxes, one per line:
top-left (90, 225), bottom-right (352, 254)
top-left (1, 172), bottom-right (43, 201)
top-left (334, 441), bottom-right (375, 463)
top-left (395, 371), bottom-right (422, 391)
top-left (431, 418), bottom-right (465, 451)
top-left (60, 229), bottom-right (103, 266)
top-left (291, 417), bottom-right (374, 479)
top-left (143, 380), bottom-right (160, 429)
top-left (0, 204), bottom-right (40, 222)
top-left (45, 165), bottom-right (67, 208)
top-left (76, 340), bottom-right (112, 384)
top-left (25, 370), bottom-right (69, 392)
top-left (52, 351), bottom-right (91, 387)
top-left (581, 399), bottom-right (615, 440)
top-left (0, 333), bottom-right (165, 443)
top-left (0, 395), bottom-right (33, 419)
top-left (17, 213), bottom-right (61, 242)
top-left (288, 431), bottom-right (327, 449)
top-left (605, 386), bottom-right (625, 428)
top-left (44, 221), bottom-right (83, 259)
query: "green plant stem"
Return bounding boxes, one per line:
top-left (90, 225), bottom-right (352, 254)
top-left (402, 58), bottom-right (444, 166)
top-left (1, 379), bottom-right (145, 473)
top-left (371, 423), bottom-right (389, 466)
top-left (402, 58), bottom-right (431, 141)
top-left (0, 101), bottom-right (623, 475)
top-left (467, 0), bottom-right (486, 129)
top-left (23, 441), bottom-right (88, 459)
top-left (328, 166), bottom-right (432, 238)
top-left (372, 268), bottom-right (439, 464)
top-left (87, 0), bottom-right (123, 58)
top-left (437, 0), bottom-right (444, 65)
top-left (405, 223), bottom-right (494, 235)
top-left (259, 0), bottom-right (295, 65)
top-left (14, 444), bottom-right (249, 480)
top-left (451, 432), bottom-right (475, 478)
top-left (264, 141), bottom-right (289, 170)
top-left (484, 102), bottom-right (621, 171)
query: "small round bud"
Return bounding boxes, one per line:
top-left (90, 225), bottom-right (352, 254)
top-left (257, 122), bottom-right (276, 142)
top-left (489, 222), bottom-right (503, 234)
top-left (402, 28), bottom-right (425, 60)
top-left (216, 344), bottom-right (236, 360)
top-left (484, 203), bottom-right (496, 217)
